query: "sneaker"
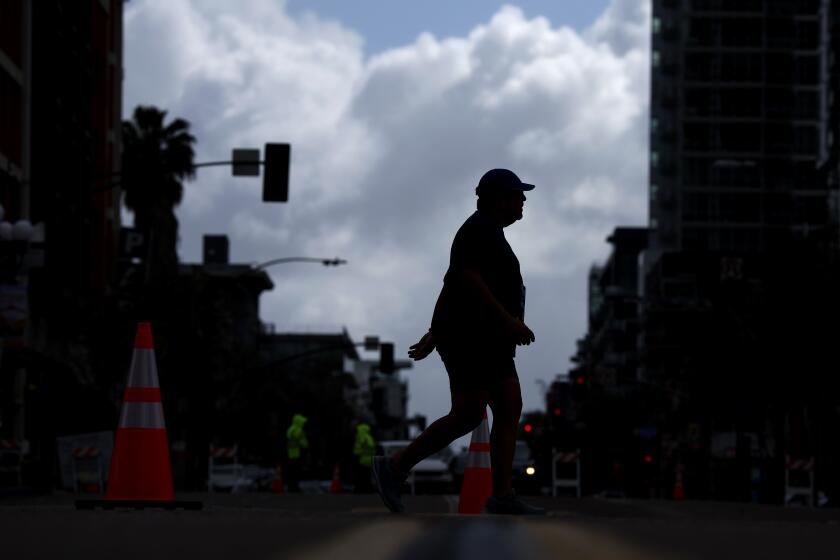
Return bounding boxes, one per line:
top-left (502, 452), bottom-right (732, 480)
top-left (372, 456), bottom-right (405, 513)
top-left (483, 493), bottom-right (546, 516)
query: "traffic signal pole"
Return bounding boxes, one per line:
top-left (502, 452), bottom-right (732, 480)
top-left (91, 143), bottom-right (291, 203)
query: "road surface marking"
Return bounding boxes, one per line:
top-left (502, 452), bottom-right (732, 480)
top-left (286, 520), bottom-right (424, 560)
top-left (527, 521), bottom-right (675, 560)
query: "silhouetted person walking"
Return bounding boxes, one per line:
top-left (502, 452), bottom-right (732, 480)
top-left (373, 168), bottom-right (544, 515)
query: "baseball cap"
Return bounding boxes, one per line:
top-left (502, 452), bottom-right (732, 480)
top-left (475, 168), bottom-right (535, 197)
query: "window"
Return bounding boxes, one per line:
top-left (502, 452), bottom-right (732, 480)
top-left (766, 53), bottom-right (794, 84)
top-left (767, 18), bottom-right (795, 48)
top-left (795, 55), bottom-right (819, 85)
top-left (796, 21), bottom-right (820, 50)
top-left (683, 193), bottom-right (715, 221)
top-left (794, 126), bottom-right (818, 155)
top-left (793, 195), bottom-right (828, 223)
top-left (719, 194), bottom-right (761, 223)
top-left (684, 158), bottom-right (712, 187)
top-left (795, 91), bottom-right (818, 119)
top-left (767, 88), bottom-right (795, 118)
top-left (713, 161), bottom-right (759, 189)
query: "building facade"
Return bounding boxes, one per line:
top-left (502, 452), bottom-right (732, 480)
top-left (0, 0), bottom-right (124, 489)
top-left (640, 0), bottom-right (840, 502)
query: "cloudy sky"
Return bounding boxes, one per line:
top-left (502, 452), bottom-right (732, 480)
top-left (122, 0), bottom-right (651, 427)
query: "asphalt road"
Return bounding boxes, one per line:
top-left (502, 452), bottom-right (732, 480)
top-left (1, 493), bottom-right (839, 560)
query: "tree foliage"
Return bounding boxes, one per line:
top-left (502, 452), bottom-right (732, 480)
top-left (121, 105), bottom-right (196, 288)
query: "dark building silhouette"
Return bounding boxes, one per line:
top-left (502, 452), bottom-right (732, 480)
top-left (559, 1), bottom-right (840, 503)
top-left (163, 235), bottom-right (273, 490)
top-left (0, 1), bottom-right (29, 214)
top-left (566, 228), bottom-right (654, 497)
top-left (586, 228), bottom-right (648, 391)
top-left (642, 0), bottom-right (839, 502)
top-left (649, 0), bottom-right (826, 260)
top-left (0, 0), bottom-right (124, 489)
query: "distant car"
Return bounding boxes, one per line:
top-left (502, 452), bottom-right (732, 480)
top-left (451, 441), bottom-right (539, 494)
top-left (512, 441), bottom-right (540, 495)
top-left (207, 462), bottom-right (276, 493)
top-left (378, 440), bottom-right (454, 494)
top-left (208, 463), bottom-right (255, 493)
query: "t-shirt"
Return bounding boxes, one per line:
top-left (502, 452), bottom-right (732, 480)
top-left (432, 210), bottom-right (525, 357)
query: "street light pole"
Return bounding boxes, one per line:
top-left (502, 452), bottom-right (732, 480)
top-left (254, 257), bottom-right (347, 270)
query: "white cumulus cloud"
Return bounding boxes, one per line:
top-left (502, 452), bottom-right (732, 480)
top-left (123, 0), bottom-right (651, 420)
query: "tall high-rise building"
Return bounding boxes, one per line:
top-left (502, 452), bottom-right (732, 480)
top-left (644, 1), bottom-right (836, 385)
top-left (639, 0), bottom-right (840, 501)
top-left (649, 0), bottom-right (827, 262)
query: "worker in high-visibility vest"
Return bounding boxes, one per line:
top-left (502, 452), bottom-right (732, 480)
top-left (353, 423), bottom-right (376, 492)
top-left (286, 414), bottom-right (309, 492)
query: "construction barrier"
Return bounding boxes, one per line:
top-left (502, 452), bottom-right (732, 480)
top-left (208, 444), bottom-right (243, 493)
top-left (552, 449), bottom-right (581, 498)
top-left (71, 447), bottom-right (103, 493)
top-left (785, 455), bottom-right (815, 507)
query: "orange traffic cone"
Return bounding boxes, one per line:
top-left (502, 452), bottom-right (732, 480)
top-left (673, 465), bottom-right (685, 501)
top-left (458, 408), bottom-right (493, 514)
top-left (330, 464), bottom-right (343, 493)
top-left (271, 463), bottom-right (285, 493)
top-left (76, 323), bottom-right (200, 510)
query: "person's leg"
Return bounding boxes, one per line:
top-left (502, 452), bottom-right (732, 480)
top-left (487, 376), bottom-right (523, 497)
top-left (393, 389), bottom-right (488, 477)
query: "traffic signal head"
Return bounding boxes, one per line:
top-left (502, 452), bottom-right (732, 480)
top-left (379, 342), bottom-right (394, 374)
top-left (523, 423), bottom-right (533, 434)
top-left (263, 143), bottom-right (290, 202)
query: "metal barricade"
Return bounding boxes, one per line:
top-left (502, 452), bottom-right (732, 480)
top-left (71, 447), bottom-right (103, 493)
top-left (208, 444), bottom-right (240, 493)
top-left (784, 455), bottom-right (815, 507)
top-left (552, 449), bottom-right (581, 498)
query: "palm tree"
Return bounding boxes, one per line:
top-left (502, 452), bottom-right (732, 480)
top-left (121, 105), bottom-right (196, 289)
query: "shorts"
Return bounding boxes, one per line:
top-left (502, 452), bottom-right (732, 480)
top-left (438, 349), bottom-right (518, 393)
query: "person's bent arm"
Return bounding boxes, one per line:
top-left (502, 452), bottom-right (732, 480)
top-left (459, 267), bottom-right (534, 345)
top-left (408, 276), bottom-right (450, 360)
